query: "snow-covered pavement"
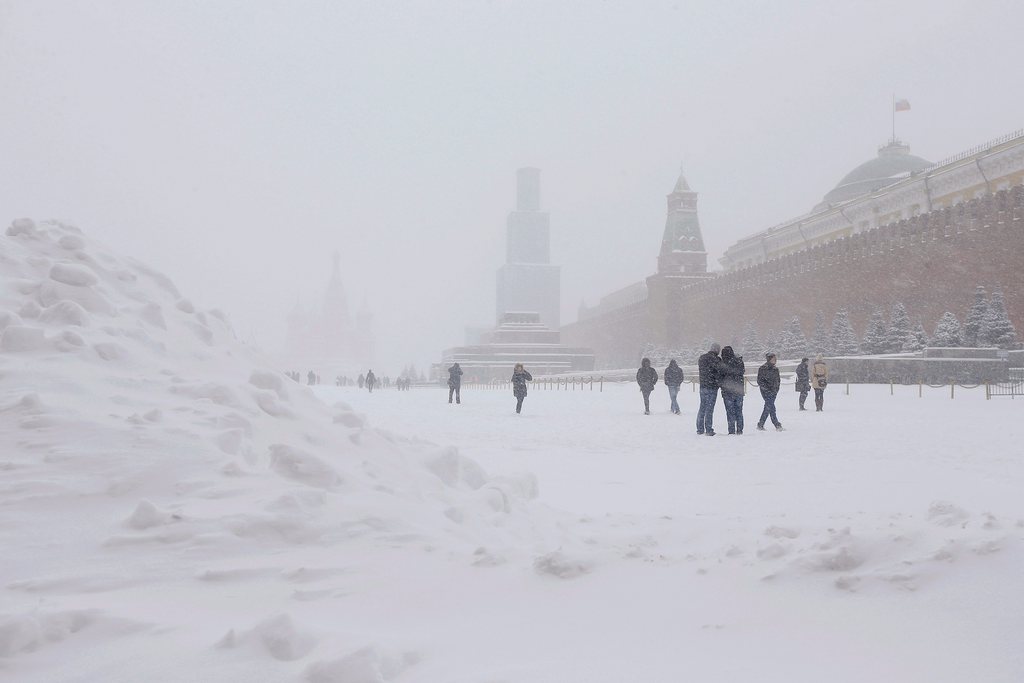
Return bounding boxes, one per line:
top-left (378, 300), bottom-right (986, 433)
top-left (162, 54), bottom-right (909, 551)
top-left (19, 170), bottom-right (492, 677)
top-left (314, 381), bottom-right (1024, 682)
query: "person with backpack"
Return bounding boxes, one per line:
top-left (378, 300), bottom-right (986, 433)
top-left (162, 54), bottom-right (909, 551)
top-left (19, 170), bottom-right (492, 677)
top-left (795, 357), bottom-right (810, 411)
top-left (663, 359), bottom-right (684, 415)
top-left (635, 358), bottom-right (659, 415)
top-left (719, 346), bottom-right (745, 435)
top-left (812, 354), bottom-right (829, 411)
top-left (756, 353), bottom-right (783, 431)
top-left (511, 363), bottom-right (533, 414)
top-left (447, 362), bottom-right (463, 404)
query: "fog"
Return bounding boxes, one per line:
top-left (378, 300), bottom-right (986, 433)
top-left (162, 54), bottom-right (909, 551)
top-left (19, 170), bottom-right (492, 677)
top-left (2, 0), bottom-right (1022, 372)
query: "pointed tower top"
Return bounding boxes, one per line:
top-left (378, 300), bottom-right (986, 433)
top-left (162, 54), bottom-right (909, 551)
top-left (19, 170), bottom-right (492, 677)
top-left (331, 250), bottom-right (341, 280)
top-left (673, 166), bottom-right (692, 194)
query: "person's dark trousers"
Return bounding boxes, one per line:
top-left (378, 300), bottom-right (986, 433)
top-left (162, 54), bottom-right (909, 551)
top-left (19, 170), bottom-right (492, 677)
top-left (723, 392), bottom-right (744, 434)
top-left (667, 385), bottom-right (680, 414)
top-left (758, 390), bottom-right (781, 427)
top-left (697, 387), bottom-right (718, 434)
top-left (642, 390), bottom-right (652, 413)
top-left (798, 390), bottom-right (808, 410)
top-left (515, 396), bottom-right (524, 413)
top-left (814, 388), bottom-right (824, 411)
top-left (448, 385), bottom-right (461, 403)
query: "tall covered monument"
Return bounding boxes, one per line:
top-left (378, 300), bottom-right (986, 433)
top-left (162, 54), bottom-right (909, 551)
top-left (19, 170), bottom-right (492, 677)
top-left (496, 167), bottom-right (561, 329)
top-left (646, 167), bottom-right (713, 349)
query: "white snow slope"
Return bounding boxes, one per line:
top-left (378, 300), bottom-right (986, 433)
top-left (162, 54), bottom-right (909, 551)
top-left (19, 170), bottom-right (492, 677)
top-left (2, 218), bottom-right (1023, 682)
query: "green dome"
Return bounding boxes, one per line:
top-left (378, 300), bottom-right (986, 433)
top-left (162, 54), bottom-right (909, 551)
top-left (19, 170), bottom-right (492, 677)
top-left (815, 141), bottom-right (933, 211)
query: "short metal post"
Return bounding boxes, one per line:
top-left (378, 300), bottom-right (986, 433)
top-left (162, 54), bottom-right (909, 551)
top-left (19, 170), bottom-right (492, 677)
top-left (890, 381), bottom-right (894, 395)
top-left (950, 383), bottom-right (954, 399)
top-left (845, 382), bottom-right (849, 395)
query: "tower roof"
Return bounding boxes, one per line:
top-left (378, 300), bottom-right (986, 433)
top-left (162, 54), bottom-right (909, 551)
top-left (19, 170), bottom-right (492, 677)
top-left (672, 166), bottom-right (692, 193)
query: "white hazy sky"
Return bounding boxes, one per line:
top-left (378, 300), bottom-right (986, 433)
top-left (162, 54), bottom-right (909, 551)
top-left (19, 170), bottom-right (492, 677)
top-left (2, 0), bottom-right (1022, 371)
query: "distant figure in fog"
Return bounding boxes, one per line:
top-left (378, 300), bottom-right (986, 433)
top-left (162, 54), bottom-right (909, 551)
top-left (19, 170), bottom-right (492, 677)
top-left (756, 353), bottom-right (783, 431)
top-left (719, 346), bottom-right (745, 435)
top-left (663, 359), bottom-right (684, 415)
top-left (307, 370), bottom-right (316, 386)
top-left (365, 370), bottom-right (376, 392)
top-left (812, 354), bottom-right (829, 412)
top-left (511, 363), bottom-right (533, 414)
top-left (696, 343), bottom-right (722, 436)
top-left (635, 358), bottom-right (659, 415)
top-left (795, 357), bottom-right (810, 411)
top-left (448, 362), bottom-right (463, 404)
top-left (358, 374), bottom-right (365, 389)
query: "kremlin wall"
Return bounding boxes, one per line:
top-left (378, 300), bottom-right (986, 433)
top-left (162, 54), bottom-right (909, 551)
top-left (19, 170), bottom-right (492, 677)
top-left (562, 130), bottom-right (1024, 368)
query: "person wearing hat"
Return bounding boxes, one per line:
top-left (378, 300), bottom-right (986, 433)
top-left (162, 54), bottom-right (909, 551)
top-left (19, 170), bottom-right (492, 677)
top-left (795, 357), bottom-right (810, 411)
top-left (756, 352), bottom-right (784, 431)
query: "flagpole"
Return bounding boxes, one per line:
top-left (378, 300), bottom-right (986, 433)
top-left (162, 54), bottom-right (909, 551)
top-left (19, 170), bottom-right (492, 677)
top-left (891, 93), bottom-right (896, 143)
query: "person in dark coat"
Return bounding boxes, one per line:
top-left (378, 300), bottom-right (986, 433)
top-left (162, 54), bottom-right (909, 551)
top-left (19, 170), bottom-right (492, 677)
top-left (511, 363), bottom-right (532, 414)
top-left (719, 346), bottom-right (745, 435)
top-left (635, 358), bottom-right (659, 415)
top-left (664, 359), bottom-right (684, 415)
top-left (756, 353), bottom-right (783, 431)
top-left (696, 342), bottom-right (722, 435)
top-left (447, 363), bottom-right (463, 404)
top-left (795, 357), bottom-right (810, 411)
top-left (365, 370), bottom-right (376, 393)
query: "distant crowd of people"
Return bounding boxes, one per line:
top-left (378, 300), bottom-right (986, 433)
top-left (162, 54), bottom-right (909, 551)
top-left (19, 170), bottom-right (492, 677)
top-left (287, 369), bottom-right (415, 392)
top-left (444, 344), bottom-right (829, 428)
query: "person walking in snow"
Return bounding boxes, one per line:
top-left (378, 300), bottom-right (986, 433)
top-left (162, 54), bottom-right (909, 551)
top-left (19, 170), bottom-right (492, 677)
top-left (511, 363), bottom-right (533, 414)
top-left (664, 359), bottom-right (684, 415)
top-left (696, 343), bottom-right (722, 436)
top-left (756, 353), bottom-right (784, 431)
top-left (795, 357), bottom-right (810, 411)
top-left (365, 370), bottom-right (376, 393)
top-left (307, 370), bottom-right (316, 386)
top-left (447, 362), bottom-right (464, 404)
top-left (719, 346), bottom-right (745, 435)
top-left (635, 358), bottom-right (659, 415)
top-left (358, 373), bottom-right (365, 389)
top-left (811, 354), bottom-right (829, 412)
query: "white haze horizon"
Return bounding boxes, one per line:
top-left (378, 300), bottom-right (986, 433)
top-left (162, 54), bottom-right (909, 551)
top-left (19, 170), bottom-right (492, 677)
top-left (2, 0), bottom-right (1022, 372)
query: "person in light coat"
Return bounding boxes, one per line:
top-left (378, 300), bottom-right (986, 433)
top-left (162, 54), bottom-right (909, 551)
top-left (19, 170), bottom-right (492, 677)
top-left (812, 354), bottom-right (829, 412)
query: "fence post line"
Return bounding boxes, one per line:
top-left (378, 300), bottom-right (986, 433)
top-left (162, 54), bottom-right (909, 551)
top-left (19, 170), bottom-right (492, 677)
top-left (986, 382), bottom-right (991, 400)
top-left (919, 381), bottom-right (922, 398)
top-left (950, 382), bottom-right (955, 399)
top-left (846, 382), bottom-right (850, 395)
top-left (890, 380), bottom-right (894, 396)
top-left (600, 376), bottom-right (604, 392)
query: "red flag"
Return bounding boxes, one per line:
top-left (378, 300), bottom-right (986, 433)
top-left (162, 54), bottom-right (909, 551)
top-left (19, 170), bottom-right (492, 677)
top-left (894, 98), bottom-right (911, 112)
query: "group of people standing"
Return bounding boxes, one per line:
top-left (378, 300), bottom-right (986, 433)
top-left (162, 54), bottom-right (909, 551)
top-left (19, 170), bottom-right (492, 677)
top-left (638, 344), bottom-right (829, 436)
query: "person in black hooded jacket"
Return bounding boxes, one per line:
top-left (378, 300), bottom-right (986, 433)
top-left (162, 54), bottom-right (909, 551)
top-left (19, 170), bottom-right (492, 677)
top-left (696, 343), bottom-right (722, 435)
top-left (719, 346), bottom-right (745, 434)
top-left (635, 358), bottom-right (659, 415)
top-left (756, 353), bottom-right (783, 431)
top-left (664, 359), bottom-right (684, 414)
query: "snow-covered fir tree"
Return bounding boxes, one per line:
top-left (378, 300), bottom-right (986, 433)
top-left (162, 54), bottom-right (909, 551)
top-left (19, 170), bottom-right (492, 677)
top-left (830, 309), bottom-right (859, 356)
top-left (902, 321), bottom-right (929, 352)
top-left (779, 317), bottom-right (807, 359)
top-left (886, 302), bottom-right (912, 353)
top-left (963, 285), bottom-right (990, 347)
top-left (762, 329), bottom-right (780, 359)
top-left (810, 311), bottom-right (832, 355)
top-left (861, 307), bottom-right (889, 354)
top-left (932, 312), bottom-right (963, 347)
top-left (740, 322), bottom-right (763, 360)
top-left (985, 289), bottom-right (1018, 349)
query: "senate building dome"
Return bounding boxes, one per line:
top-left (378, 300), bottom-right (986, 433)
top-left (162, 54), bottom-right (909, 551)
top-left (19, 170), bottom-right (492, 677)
top-left (814, 140), bottom-right (933, 212)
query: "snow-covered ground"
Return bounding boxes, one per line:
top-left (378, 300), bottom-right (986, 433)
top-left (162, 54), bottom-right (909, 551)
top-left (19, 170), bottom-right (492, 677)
top-left (2, 219), bottom-right (1023, 682)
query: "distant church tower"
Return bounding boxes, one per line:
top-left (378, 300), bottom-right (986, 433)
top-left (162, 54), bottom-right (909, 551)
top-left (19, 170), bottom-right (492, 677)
top-left (495, 168), bottom-right (561, 328)
top-left (657, 167), bottom-right (708, 275)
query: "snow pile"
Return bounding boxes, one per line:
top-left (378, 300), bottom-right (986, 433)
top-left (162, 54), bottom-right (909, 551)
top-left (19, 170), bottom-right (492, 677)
top-left (0, 219), bottom-right (551, 681)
